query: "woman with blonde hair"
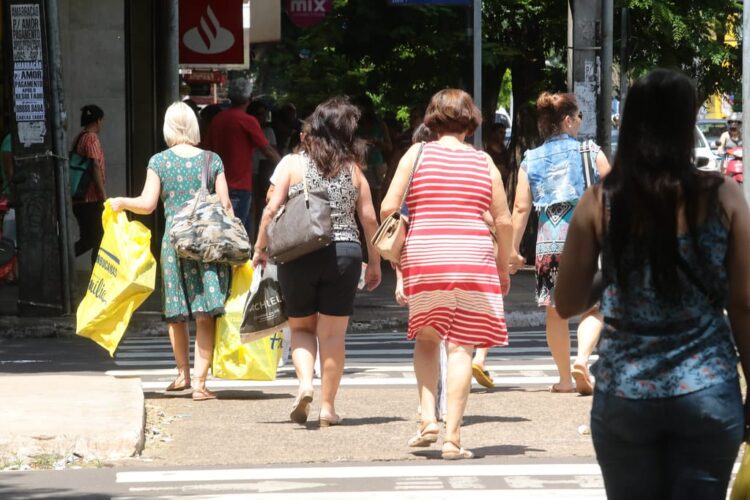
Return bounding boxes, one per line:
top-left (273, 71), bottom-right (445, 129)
top-left (509, 92), bottom-right (610, 395)
top-left (382, 89), bottom-right (513, 459)
top-left (110, 102), bottom-right (233, 401)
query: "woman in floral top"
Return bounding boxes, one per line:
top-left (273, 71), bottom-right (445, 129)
top-left (555, 69), bottom-right (750, 499)
top-left (110, 102), bottom-right (233, 401)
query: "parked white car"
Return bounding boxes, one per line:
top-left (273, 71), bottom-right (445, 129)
top-left (611, 126), bottom-right (718, 172)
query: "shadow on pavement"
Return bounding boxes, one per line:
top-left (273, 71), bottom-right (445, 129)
top-left (411, 443), bottom-right (545, 460)
top-left (0, 480), bottom-right (109, 500)
top-left (144, 391), bottom-right (293, 401)
top-left (462, 414), bottom-right (530, 426)
top-left (0, 336), bottom-right (115, 374)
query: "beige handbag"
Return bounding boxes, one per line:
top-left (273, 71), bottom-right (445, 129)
top-left (371, 143), bottom-right (424, 263)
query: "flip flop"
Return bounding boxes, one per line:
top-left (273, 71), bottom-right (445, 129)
top-left (408, 420), bottom-right (440, 447)
top-left (191, 387), bottom-right (217, 401)
top-left (165, 378), bottom-right (191, 392)
top-left (572, 364), bottom-right (594, 396)
top-left (471, 363), bottom-right (495, 388)
top-left (549, 383), bottom-right (576, 393)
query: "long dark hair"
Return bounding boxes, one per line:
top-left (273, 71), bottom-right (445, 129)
top-left (303, 96), bottom-right (365, 178)
top-left (604, 69), bottom-right (722, 295)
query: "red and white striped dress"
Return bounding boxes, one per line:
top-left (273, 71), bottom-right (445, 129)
top-left (402, 142), bottom-right (508, 347)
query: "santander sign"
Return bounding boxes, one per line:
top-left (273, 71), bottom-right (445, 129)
top-left (179, 0), bottom-right (244, 66)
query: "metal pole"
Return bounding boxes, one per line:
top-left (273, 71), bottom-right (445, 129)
top-left (599, 0), bottom-right (613, 159)
top-left (45, 0), bottom-right (73, 313)
top-left (156, 0), bottom-right (179, 146)
top-left (472, 0), bottom-right (482, 148)
top-left (619, 7), bottom-right (628, 109)
top-left (744, 0), bottom-right (750, 203)
top-left (567, 2), bottom-right (573, 90)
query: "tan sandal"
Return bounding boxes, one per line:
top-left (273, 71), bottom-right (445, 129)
top-left (165, 375), bottom-right (191, 392)
top-left (441, 440), bottom-right (474, 460)
top-left (572, 363), bottom-right (594, 396)
top-left (408, 420), bottom-right (440, 447)
top-left (319, 413), bottom-right (343, 427)
top-left (290, 388), bottom-right (314, 424)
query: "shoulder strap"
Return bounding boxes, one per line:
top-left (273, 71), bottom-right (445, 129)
top-left (399, 142), bottom-right (425, 210)
top-left (201, 151), bottom-right (211, 192)
top-left (580, 140), bottom-right (594, 188)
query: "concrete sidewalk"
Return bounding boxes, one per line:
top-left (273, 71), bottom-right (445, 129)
top-left (0, 375), bottom-right (145, 466)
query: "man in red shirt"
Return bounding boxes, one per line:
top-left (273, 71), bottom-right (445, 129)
top-left (205, 78), bottom-right (280, 239)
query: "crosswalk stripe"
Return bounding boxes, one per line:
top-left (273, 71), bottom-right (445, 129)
top-left (116, 463), bottom-right (603, 483)
top-left (113, 489), bottom-right (608, 499)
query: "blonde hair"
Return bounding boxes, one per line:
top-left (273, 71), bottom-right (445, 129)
top-left (163, 102), bottom-right (200, 147)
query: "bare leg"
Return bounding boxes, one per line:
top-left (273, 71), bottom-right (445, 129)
top-left (168, 322), bottom-right (190, 387)
top-left (191, 316), bottom-right (216, 398)
top-left (290, 315), bottom-right (319, 394)
top-left (413, 327), bottom-right (442, 424)
top-left (572, 307), bottom-right (603, 395)
top-left (546, 305), bottom-right (574, 391)
top-left (443, 342), bottom-right (474, 449)
top-left (316, 314), bottom-right (351, 420)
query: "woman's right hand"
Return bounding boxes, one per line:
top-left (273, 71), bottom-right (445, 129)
top-left (509, 251), bottom-right (525, 274)
top-left (109, 197), bottom-right (124, 212)
top-left (252, 248), bottom-right (268, 268)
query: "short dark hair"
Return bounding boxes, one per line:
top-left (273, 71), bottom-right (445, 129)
top-left (80, 104), bottom-right (104, 127)
top-left (423, 89), bottom-right (481, 136)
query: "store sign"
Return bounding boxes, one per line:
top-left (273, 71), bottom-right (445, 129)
top-left (285, 0), bottom-right (332, 28)
top-left (183, 70), bottom-right (225, 84)
top-left (388, 0), bottom-right (471, 4)
top-left (9, 2), bottom-right (46, 145)
top-left (179, 0), bottom-right (245, 67)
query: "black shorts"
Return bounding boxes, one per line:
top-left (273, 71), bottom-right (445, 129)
top-left (277, 241), bottom-right (363, 317)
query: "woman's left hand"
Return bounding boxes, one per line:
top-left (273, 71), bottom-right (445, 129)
top-left (365, 261), bottom-right (382, 291)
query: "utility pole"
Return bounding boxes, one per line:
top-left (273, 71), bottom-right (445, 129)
top-left (599, 0), bottom-right (613, 159)
top-left (472, 0), bottom-right (482, 148)
top-left (619, 7), bottom-right (628, 110)
top-left (568, 0), bottom-right (601, 142)
top-left (156, 0), bottom-right (179, 148)
top-left (744, 0), bottom-right (750, 203)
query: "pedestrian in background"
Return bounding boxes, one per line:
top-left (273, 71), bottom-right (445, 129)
top-left (354, 94), bottom-right (392, 216)
top-left (555, 68), bottom-right (750, 500)
top-left (382, 89), bottom-right (512, 460)
top-left (509, 91), bottom-right (610, 395)
top-left (110, 102), bottom-right (233, 402)
top-left (204, 78), bottom-right (281, 239)
top-left (254, 97), bottom-right (382, 427)
top-left (72, 104), bottom-right (107, 267)
top-left (248, 99), bottom-right (279, 241)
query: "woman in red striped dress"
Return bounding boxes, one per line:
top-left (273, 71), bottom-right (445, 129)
top-left (381, 89), bottom-right (513, 460)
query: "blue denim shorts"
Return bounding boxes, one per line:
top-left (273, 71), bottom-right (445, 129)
top-left (591, 378), bottom-right (743, 500)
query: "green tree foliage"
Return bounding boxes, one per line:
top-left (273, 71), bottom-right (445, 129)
top-left (253, 0), bottom-right (741, 124)
top-left (618, 0), bottom-right (742, 101)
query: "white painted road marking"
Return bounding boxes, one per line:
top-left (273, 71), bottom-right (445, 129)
top-left (116, 463), bottom-right (604, 483)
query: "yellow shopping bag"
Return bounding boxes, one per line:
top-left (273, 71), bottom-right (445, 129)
top-left (213, 262), bottom-right (283, 380)
top-left (76, 201), bottom-right (156, 356)
top-left (732, 444), bottom-right (750, 500)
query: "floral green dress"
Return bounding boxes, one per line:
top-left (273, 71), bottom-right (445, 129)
top-left (148, 149), bottom-right (231, 323)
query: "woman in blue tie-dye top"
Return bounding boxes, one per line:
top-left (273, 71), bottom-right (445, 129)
top-left (555, 69), bottom-right (750, 500)
top-left (509, 92), bottom-right (611, 395)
